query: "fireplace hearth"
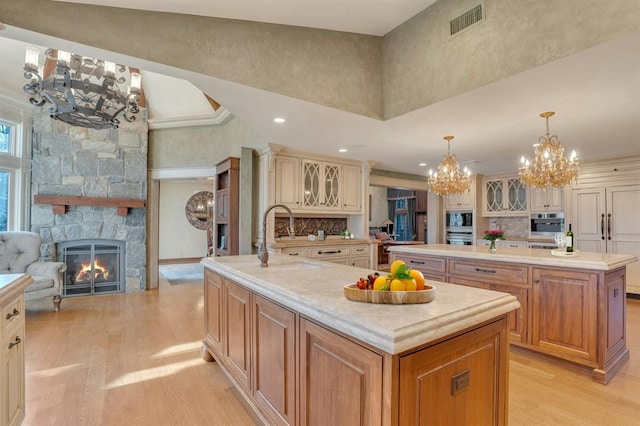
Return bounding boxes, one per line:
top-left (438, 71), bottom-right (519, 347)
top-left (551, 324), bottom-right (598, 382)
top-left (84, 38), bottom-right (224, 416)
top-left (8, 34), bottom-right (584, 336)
top-left (58, 240), bottom-right (126, 296)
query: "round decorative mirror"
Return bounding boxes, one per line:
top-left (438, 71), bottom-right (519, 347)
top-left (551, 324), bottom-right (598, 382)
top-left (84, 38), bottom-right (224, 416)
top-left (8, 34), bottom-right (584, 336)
top-left (185, 191), bottom-right (214, 230)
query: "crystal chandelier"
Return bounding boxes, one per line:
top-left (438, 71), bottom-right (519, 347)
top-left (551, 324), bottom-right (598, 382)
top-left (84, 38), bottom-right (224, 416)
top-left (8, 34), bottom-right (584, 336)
top-left (519, 112), bottom-right (578, 188)
top-left (23, 47), bottom-right (142, 130)
top-left (428, 136), bottom-right (472, 196)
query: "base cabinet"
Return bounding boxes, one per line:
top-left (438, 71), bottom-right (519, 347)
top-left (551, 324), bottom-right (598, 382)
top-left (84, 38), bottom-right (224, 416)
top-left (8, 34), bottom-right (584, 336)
top-left (2, 289), bottom-right (27, 426)
top-left (399, 318), bottom-right (507, 426)
top-left (299, 319), bottom-right (382, 426)
top-left (253, 296), bottom-right (296, 426)
top-left (390, 251), bottom-right (629, 383)
top-left (224, 280), bottom-right (252, 392)
top-left (203, 268), bottom-right (510, 425)
top-left (532, 268), bottom-right (597, 363)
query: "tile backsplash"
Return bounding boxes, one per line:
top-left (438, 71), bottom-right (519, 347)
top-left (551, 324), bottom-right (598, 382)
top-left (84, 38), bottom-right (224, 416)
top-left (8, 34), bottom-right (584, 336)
top-left (274, 217), bottom-right (348, 237)
top-left (488, 217), bottom-right (529, 238)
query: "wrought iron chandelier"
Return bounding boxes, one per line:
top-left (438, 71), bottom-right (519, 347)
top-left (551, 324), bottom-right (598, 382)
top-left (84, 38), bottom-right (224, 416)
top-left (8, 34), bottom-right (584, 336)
top-left (519, 112), bottom-right (578, 188)
top-left (428, 136), bottom-right (472, 196)
top-left (23, 47), bottom-right (142, 130)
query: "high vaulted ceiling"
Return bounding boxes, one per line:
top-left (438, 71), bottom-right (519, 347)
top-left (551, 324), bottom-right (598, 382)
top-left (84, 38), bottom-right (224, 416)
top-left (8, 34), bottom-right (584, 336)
top-left (1, 1), bottom-right (639, 178)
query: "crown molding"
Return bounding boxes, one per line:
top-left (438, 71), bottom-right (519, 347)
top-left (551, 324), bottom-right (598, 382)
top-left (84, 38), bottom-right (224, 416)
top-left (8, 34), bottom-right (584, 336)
top-left (147, 108), bottom-right (232, 130)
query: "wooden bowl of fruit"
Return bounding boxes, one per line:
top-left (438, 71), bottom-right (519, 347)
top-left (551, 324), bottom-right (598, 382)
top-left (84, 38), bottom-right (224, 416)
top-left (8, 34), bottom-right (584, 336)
top-left (343, 260), bottom-right (437, 305)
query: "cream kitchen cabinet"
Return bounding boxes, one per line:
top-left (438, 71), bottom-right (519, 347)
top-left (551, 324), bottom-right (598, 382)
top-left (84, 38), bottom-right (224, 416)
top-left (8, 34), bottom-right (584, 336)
top-left (529, 186), bottom-right (564, 212)
top-left (272, 153), bottom-right (363, 214)
top-left (341, 164), bottom-right (362, 213)
top-left (1, 275), bottom-right (32, 426)
top-left (275, 155), bottom-right (301, 210)
top-left (483, 175), bottom-right (528, 216)
top-left (301, 159), bottom-right (341, 210)
top-left (444, 176), bottom-right (476, 210)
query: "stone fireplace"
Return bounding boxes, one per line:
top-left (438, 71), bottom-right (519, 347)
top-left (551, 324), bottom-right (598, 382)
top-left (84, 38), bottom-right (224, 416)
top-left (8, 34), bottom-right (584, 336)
top-left (30, 110), bottom-right (148, 292)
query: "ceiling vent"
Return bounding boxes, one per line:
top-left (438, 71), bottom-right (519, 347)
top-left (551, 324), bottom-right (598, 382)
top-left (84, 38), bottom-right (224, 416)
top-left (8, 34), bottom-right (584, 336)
top-left (450, 3), bottom-right (484, 36)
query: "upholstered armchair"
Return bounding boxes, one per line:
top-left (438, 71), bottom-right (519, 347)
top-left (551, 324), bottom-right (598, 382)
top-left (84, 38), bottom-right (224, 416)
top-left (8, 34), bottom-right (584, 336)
top-left (0, 231), bottom-right (66, 311)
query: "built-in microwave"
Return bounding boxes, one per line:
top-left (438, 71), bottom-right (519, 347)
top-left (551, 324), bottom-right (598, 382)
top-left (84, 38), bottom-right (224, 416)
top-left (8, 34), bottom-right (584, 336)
top-left (530, 212), bottom-right (565, 236)
top-left (446, 211), bottom-right (473, 229)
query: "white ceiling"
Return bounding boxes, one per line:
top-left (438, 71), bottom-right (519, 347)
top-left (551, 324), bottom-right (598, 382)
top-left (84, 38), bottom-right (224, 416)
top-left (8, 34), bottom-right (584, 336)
top-left (2, 1), bottom-right (640, 178)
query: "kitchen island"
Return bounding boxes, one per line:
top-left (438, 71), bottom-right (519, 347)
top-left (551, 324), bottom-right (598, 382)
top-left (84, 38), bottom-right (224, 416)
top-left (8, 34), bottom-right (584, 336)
top-left (387, 244), bottom-right (638, 384)
top-left (201, 254), bottom-right (519, 426)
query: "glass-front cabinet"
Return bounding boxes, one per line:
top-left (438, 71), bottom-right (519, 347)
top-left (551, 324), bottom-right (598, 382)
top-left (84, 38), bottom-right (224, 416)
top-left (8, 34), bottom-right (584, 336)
top-left (301, 159), bottom-right (341, 210)
top-left (483, 175), bottom-right (528, 216)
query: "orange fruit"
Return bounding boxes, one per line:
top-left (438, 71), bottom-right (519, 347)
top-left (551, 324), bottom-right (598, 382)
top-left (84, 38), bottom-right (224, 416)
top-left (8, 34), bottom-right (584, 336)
top-left (409, 269), bottom-right (425, 290)
top-left (390, 259), bottom-right (406, 277)
top-left (403, 278), bottom-right (417, 291)
top-left (389, 278), bottom-right (406, 291)
top-left (373, 276), bottom-right (390, 291)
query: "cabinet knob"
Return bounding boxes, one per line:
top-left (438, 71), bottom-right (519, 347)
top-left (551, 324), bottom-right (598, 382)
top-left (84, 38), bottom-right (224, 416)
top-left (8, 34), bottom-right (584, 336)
top-left (533, 279), bottom-right (540, 284)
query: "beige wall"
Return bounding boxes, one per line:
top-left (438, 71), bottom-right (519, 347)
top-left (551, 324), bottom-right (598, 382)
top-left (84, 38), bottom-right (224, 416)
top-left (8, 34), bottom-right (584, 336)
top-left (3, 0), bottom-right (639, 121)
top-left (382, 0), bottom-right (640, 118)
top-left (369, 186), bottom-right (389, 228)
top-left (159, 179), bottom-right (213, 260)
top-left (149, 116), bottom-right (259, 169)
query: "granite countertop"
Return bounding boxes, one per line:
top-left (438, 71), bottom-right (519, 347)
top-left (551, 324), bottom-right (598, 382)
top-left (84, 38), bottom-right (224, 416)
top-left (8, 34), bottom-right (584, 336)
top-left (0, 273), bottom-right (33, 299)
top-left (271, 237), bottom-right (371, 248)
top-left (201, 254), bottom-right (519, 354)
top-left (387, 244), bottom-right (638, 271)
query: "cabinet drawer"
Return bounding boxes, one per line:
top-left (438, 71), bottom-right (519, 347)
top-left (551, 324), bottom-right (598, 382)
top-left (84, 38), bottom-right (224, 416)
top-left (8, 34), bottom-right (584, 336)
top-left (3, 294), bottom-right (24, 334)
top-left (397, 254), bottom-right (447, 274)
top-left (350, 245), bottom-right (370, 256)
top-left (449, 259), bottom-right (529, 286)
top-left (307, 246), bottom-right (348, 259)
top-left (498, 240), bottom-right (528, 248)
top-left (282, 247), bottom-right (307, 257)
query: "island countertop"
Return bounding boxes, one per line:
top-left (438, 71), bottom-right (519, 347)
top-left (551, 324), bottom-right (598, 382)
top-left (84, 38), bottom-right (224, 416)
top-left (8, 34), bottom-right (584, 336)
top-left (387, 244), bottom-right (638, 271)
top-left (202, 254), bottom-right (519, 354)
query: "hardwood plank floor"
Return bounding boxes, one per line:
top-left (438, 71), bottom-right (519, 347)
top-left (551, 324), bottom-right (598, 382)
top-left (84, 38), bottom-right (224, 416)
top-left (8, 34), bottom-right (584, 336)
top-left (23, 270), bottom-right (640, 425)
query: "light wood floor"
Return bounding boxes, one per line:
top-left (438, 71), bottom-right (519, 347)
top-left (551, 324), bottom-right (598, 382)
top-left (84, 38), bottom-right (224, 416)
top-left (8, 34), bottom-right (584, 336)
top-left (23, 272), bottom-right (640, 425)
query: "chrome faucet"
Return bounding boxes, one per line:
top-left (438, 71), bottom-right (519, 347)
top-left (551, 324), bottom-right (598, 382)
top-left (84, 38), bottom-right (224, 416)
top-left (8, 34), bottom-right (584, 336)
top-left (258, 203), bottom-right (295, 267)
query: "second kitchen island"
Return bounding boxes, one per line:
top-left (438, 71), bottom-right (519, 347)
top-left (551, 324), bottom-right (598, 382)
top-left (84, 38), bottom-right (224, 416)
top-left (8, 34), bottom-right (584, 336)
top-left (388, 244), bottom-right (638, 385)
top-left (201, 254), bottom-right (519, 426)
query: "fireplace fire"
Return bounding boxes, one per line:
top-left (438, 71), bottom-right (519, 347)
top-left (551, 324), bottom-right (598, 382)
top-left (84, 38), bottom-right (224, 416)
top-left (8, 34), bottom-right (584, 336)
top-left (74, 258), bottom-right (110, 283)
top-left (57, 240), bottom-right (125, 296)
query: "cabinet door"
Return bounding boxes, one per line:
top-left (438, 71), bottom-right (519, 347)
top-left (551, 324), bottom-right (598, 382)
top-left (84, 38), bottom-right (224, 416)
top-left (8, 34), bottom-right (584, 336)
top-left (486, 283), bottom-right (528, 344)
top-left (215, 189), bottom-right (229, 222)
top-left (505, 178), bottom-right (527, 212)
top-left (204, 270), bottom-right (224, 355)
top-left (3, 329), bottom-right (25, 426)
top-left (322, 162), bottom-right (341, 209)
top-left (532, 268), bottom-right (597, 362)
top-left (275, 156), bottom-right (300, 210)
top-left (299, 318), bottom-right (382, 426)
top-left (484, 179), bottom-right (504, 214)
top-left (253, 296), bottom-right (296, 426)
top-left (224, 279), bottom-right (252, 391)
top-left (399, 318), bottom-right (508, 426)
top-left (572, 188), bottom-right (606, 253)
top-left (530, 187), bottom-right (564, 211)
top-left (445, 180), bottom-right (475, 210)
top-left (302, 160), bottom-right (323, 209)
top-left (351, 258), bottom-right (369, 268)
top-left (341, 164), bottom-right (361, 212)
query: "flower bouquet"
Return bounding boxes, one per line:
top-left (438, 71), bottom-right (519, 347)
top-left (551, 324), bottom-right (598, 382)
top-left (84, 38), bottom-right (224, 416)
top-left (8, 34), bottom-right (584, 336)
top-left (483, 229), bottom-right (505, 252)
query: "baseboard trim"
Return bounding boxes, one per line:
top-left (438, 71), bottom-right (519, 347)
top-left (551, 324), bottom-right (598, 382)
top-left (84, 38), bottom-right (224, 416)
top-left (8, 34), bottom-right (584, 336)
top-left (159, 257), bottom-right (203, 265)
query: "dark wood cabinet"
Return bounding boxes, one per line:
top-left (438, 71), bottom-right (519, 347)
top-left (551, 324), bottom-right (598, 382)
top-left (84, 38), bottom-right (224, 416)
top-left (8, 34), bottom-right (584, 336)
top-left (214, 157), bottom-right (240, 256)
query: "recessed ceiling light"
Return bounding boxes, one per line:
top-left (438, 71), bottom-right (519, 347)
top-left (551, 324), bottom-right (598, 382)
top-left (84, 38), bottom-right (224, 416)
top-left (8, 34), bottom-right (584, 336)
top-left (338, 148), bottom-right (347, 153)
top-left (419, 162), bottom-right (426, 166)
top-left (273, 117), bottom-right (286, 123)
